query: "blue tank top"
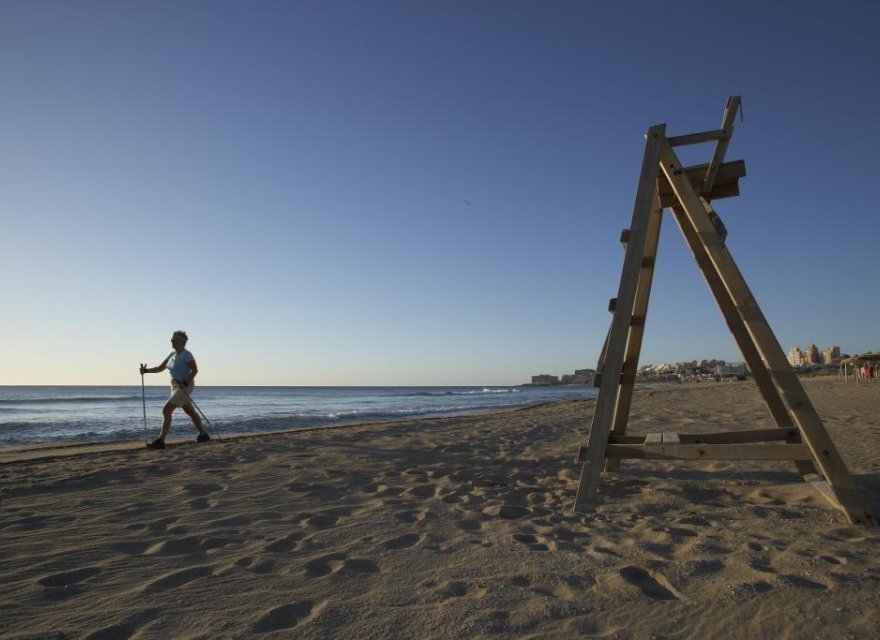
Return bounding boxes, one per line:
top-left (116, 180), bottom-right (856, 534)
top-left (167, 349), bottom-right (194, 382)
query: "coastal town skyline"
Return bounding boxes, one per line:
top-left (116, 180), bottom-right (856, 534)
top-left (529, 342), bottom-right (871, 386)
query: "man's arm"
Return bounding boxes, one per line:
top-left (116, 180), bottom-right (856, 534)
top-left (140, 355), bottom-right (171, 375)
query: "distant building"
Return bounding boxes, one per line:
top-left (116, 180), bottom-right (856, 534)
top-left (823, 346), bottom-right (841, 365)
top-left (787, 344), bottom-right (840, 367)
top-left (787, 347), bottom-right (804, 367)
top-left (561, 369), bottom-right (594, 385)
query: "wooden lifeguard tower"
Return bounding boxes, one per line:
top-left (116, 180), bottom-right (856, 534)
top-left (574, 97), bottom-right (872, 525)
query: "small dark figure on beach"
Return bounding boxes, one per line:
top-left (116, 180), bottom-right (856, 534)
top-left (140, 330), bottom-right (210, 449)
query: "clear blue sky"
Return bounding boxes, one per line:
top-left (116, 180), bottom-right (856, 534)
top-left (2, 1), bottom-right (878, 385)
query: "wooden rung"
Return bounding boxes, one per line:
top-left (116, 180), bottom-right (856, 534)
top-left (605, 443), bottom-right (813, 461)
top-left (667, 129), bottom-right (731, 147)
top-left (608, 427), bottom-right (801, 446)
top-left (644, 433), bottom-right (663, 445)
top-left (663, 433), bottom-right (681, 444)
top-left (685, 428), bottom-right (801, 444)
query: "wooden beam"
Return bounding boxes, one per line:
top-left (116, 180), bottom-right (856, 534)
top-left (609, 427), bottom-right (801, 444)
top-left (574, 124), bottom-right (665, 512)
top-left (667, 129), bottom-right (730, 147)
top-left (605, 190), bottom-right (664, 472)
top-left (659, 140), bottom-right (871, 525)
top-left (644, 433), bottom-right (663, 446)
top-left (605, 443), bottom-right (814, 461)
top-left (702, 96), bottom-right (741, 194)
top-left (660, 182), bottom-right (738, 208)
top-left (668, 201), bottom-right (817, 478)
top-left (657, 159), bottom-right (745, 204)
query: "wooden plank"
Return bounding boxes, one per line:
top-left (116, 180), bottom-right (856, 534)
top-left (644, 433), bottom-right (663, 446)
top-left (803, 473), bottom-right (840, 508)
top-left (660, 182), bottom-right (738, 208)
top-left (662, 432), bottom-right (681, 444)
top-left (605, 443), bottom-right (814, 461)
top-left (606, 427), bottom-right (800, 447)
top-left (668, 201), bottom-right (818, 478)
top-left (667, 129), bottom-right (730, 147)
top-left (681, 427), bottom-right (800, 444)
top-left (702, 96), bottom-right (741, 194)
top-left (659, 141), bottom-right (871, 525)
top-left (657, 159), bottom-right (745, 201)
top-left (574, 124), bottom-right (665, 512)
top-left (605, 179), bottom-right (665, 472)
top-left (593, 324), bottom-right (612, 388)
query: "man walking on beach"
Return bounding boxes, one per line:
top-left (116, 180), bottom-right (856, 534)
top-left (140, 330), bottom-right (210, 450)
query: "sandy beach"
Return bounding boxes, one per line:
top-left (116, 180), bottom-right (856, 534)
top-left (1, 377), bottom-right (878, 639)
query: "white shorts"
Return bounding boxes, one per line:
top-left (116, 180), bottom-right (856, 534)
top-left (168, 385), bottom-right (193, 407)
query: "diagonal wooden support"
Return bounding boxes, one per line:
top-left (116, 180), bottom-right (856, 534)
top-left (658, 141), bottom-right (871, 525)
top-left (702, 96), bottom-right (740, 195)
top-left (668, 200), bottom-right (817, 477)
top-left (574, 124), bottom-right (665, 511)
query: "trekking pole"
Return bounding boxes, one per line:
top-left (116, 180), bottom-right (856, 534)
top-left (141, 370), bottom-right (148, 444)
top-left (185, 389), bottom-right (221, 440)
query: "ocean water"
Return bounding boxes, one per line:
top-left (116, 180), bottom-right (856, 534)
top-left (0, 385), bottom-right (596, 449)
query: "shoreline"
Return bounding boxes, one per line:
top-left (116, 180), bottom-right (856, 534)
top-left (0, 398), bottom-right (585, 465)
top-left (2, 377), bottom-right (878, 638)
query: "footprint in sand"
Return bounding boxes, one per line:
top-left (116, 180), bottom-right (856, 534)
top-left (143, 566), bottom-right (213, 593)
top-left (424, 579), bottom-right (488, 602)
top-left (249, 559), bottom-right (279, 575)
top-left (618, 566), bottom-right (682, 600)
top-left (83, 609), bottom-right (159, 640)
top-left (304, 514), bottom-right (339, 529)
top-left (135, 516), bottom-right (179, 533)
top-left (189, 497), bottom-right (218, 510)
top-left (264, 531), bottom-right (305, 553)
top-left (456, 519), bottom-right (482, 532)
top-left (383, 533), bottom-right (422, 550)
top-left (512, 533), bottom-right (552, 552)
top-left (110, 541), bottom-right (151, 555)
top-left (403, 484), bottom-right (436, 499)
top-left (202, 536), bottom-right (243, 550)
top-left (210, 514), bottom-right (253, 528)
top-left (394, 508), bottom-right (430, 523)
top-left (778, 574), bottom-right (828, 590)
top-left (85, 622), bottom-right (138, 640)
top-left (181, 482), bottom-right (226, 497)
top-left (483, 504), bottom-right (530, 520)
top-left (252, 600), bottom-right (319, 633)
top-left (38, 566), bottom-right (102, 588)
top-left (145, 536), bottom-right (204, 556)
top-left (303, 553), bottom-right (380, 578)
